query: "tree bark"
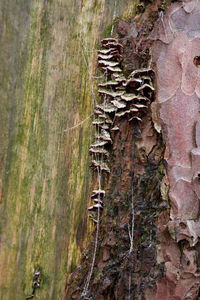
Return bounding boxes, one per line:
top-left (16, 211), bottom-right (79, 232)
top-left (1, 0), bottom-right (200, 300)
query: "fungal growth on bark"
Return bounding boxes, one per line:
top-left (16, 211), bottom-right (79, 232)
top-left (25, 270), bottom-right (41, 299)
top-left (88, 38), bottom-right (154, 218)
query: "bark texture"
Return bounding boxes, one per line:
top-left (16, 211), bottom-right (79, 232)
top-left (151, 1), bottom-right (200, 299)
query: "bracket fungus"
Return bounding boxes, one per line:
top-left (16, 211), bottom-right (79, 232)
top-left (88, 203), bottom-right (103, 212)
top-left (90, 160), bottom-right (110, 173)
top-left (91, 189), bottom-right (105, 198)
top-left (88, 37), bottom-right (154, 225)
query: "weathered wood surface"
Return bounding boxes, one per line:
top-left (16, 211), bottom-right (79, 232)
top-left (0, 0), bottom-right (135, 299)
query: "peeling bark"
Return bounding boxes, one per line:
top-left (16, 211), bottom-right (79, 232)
top-left (150, 1), bottom-right (200, 299)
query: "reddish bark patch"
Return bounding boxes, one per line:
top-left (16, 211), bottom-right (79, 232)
top-left (152, 0), bottom-right (200, 298)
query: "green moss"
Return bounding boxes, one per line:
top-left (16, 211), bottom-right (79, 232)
top-left (0, 0), bottom-right (140, 299)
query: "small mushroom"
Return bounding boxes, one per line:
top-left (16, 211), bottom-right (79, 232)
top-left (137, 83), bottom-right (155, 92)
top-left (133, 104), bottom-right (148, 109)
top-left (105, 116), bottom-right (113, 125)
top-left (33, 270), bottom-right (40, 281)
top-left (92, 118), bottom-right (105, 125)
top-left (98, 48), bottom-right (116, 55)
top-left (133, 96), bottom-right (150, 103)
top-left (33, 282), bottom-right (40, 289)
top-left (94, 109), bottom-right (103, 116)
top-left (92, 198), bottom-right (103, 205)
top-left (129, 116), bottom-right (142, 122)
top-left (91, 140), bottom-right (108, 147)
top-left (101, 38), bottom-right (118, 45)
top-left (112, 72), bottom-right (120, 78)
top-left (111, 125), bottom-right (119, 131)
top-left (88, 203), bottom-right (103, 212)
top-left (98, 54), bottom-right (115, 60)
top-left (92, 189), bottom-right (105, 198)
top-left (130, 68), bottom-right (154, 78)
top-left (130, 107), bottom-right (139, 112)
top-left (111, 99), bottom-right (126, 109)
top-left (115, 86), bottom-right (126, 91)
top-left (102, 42), bottom-right (123, 52)
top-left (89, 147), bottom-right (109, 157)
top-left (123, 77), bottom-right (142, 87)
top-left (106, 66), bottom-right (122, 73)
top-left (99, 124), bottom-right (110, 130)
top-left (115, 76), bottom-right (126, 83)
top-left (121, 94), bottom-right (137, 102)
top-left (98, 88), bottom-right (124, 98)
top-left (98, 80), bottom-right (119, 87)
top-left (98, 53), bottom-right (123, 61)
top-left (98, 60), bottom-right (119, 68)
top-left (97, 104), bottom-right (116, 113)
top-left (90, 160), bottom-right (110, 173)
top-left (115, 110), bottom-right (131, 117)
top-left (95, 134), bottom-right (112, 143)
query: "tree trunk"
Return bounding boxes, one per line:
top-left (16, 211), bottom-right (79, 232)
top-left (1, 0), bottom-right (200, 300)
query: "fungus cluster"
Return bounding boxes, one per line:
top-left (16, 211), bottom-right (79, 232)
top-left (25, 270), bottom-right (40, 299)
top-left (88, 38), bottom-right (154, 220)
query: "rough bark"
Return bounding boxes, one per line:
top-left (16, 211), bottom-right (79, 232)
top-left (66, 1), bottom-right (200, 299)
top-left (150, 1), bottom-right (200, 299)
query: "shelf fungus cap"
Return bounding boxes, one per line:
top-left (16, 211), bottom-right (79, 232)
top-left (121, 93), bottom-right (137, 101)
top-left (98, 48), bottom-right (116, 55)
top-left (93, 198), bottom-right (103, 204)
top-left (116, 110), bottom-right (131, 117)
top-left (99, 104), bottom-right (117, 113)
top-left (106, 66), bottom-right (122, 73)
top-left (130, 107), bottom-right (139, 112)
top-left (92, 189), bottom-right (105, 195)
top-left (102, 42), bottom-right (123, 52)
top-left (137, 83), bottom-right (155, 92)
top-left (99, 123), bottom-right (110, 130)
top-left (92, 118), bottom-right (105, 125)
top-left (88, 203), bottom-right (103, 212)
top-left (94, 109), bottom-right (103, 115)
top-left (101, 38), bottom-right (118, 45)
top-left (91, 140), bottom-right (108, 147)
top-left (133, 104), bottom-right (148, 109)
top-left (98, 60), bottom-right (119, 67)
top-left (98, 80), bottom-right (119, 87)
top-left (95, 134), bottom-right (112, 143)
top-left (98, 88), bottom-right (124, 98)
top-left (130, 68), bottom-right (154, 78)
top-left (91, 160), bottom-right (110, 173)
top-left (111, 99), bottom-right (126, 109)
top-left (115, 77), bottom-right (126, 83)
top-left (129, 116), bottom-right (142, 122)
top-left (111, 125), bottom-right (119, 131)
top-left (98, 53), bottom-right (115, 60)
top-left (123, 78), bottom-right (142, 87)
top-left (34, 271), bottom-right (40, 276)
top-left (89, 147), bottom-right (109, 157)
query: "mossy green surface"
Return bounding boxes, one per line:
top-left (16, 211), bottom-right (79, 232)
top-left (0, 0), bottom-right (136, 299)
